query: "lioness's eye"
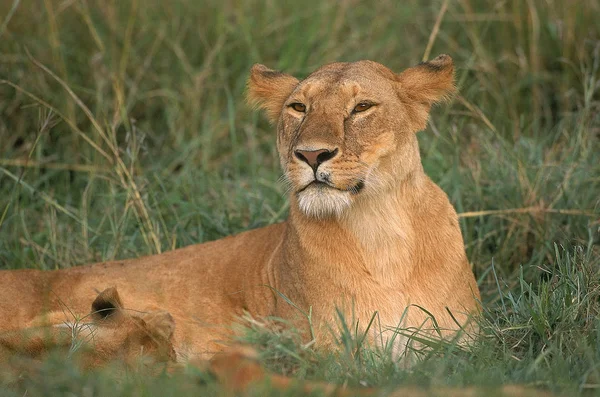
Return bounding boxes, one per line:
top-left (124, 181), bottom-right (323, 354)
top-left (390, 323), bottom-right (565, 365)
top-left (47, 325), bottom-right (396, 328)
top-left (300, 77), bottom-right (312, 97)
top-left (289, 103), bottom-right (306, 112)
top-left (353, 103), bottom-right (372, 113)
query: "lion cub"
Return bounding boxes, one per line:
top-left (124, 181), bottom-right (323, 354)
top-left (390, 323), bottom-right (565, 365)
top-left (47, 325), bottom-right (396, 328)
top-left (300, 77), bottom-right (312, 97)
top-left (0, 55), bottom-right (479, 364)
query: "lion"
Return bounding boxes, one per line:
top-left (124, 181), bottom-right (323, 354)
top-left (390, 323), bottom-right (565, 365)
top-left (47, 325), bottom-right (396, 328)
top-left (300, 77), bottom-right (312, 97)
top-left (0, 54), bottom-right (480, 367)
top-left (0, 287), bottom-right (176, 383)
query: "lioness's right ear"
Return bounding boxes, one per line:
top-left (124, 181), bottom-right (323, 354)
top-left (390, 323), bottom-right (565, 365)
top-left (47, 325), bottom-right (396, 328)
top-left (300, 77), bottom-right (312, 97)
top-left (247, 64), bottom-right (299, 123)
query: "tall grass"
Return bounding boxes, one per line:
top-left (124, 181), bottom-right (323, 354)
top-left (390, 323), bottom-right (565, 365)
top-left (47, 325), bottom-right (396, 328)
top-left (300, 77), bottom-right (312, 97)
top-left (0, 0), bottom-right (599, 395)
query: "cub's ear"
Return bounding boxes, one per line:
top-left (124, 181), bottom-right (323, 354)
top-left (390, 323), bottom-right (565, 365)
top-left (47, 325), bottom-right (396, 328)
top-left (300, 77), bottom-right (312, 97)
top-left (247, 64), bottom-right (299, 123)
top-left (141, 311), bottom-right (175, 341)
top-left (397, 54), bottom-right (456, 131)
top-left (91, 287), bottom-right (123, 321)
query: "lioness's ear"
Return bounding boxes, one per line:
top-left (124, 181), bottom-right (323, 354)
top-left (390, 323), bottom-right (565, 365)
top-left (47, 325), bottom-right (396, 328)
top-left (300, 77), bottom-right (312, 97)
top-left (397, 54), bottom-right (455, 130)
top-left (247, 64), bottom-right (299, 123)
top-left (91, 287), bottom-right (123, 320)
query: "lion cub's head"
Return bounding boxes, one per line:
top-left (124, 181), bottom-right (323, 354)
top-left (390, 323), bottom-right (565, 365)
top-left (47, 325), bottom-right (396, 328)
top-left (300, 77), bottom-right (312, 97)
top-left (248, 55), bottom-right (455, 218)
top-left (0, 288), bottom-right (176, 374)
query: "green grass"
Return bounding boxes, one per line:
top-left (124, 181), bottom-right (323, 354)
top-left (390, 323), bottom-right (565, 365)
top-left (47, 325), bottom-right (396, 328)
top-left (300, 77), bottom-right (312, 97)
top-left (1, 0), bottom-right (599, 395)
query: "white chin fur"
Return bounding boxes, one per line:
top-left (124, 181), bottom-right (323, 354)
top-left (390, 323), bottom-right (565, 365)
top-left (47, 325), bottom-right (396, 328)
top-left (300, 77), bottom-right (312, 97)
top-left (297, 187), bottom-right (351, 218)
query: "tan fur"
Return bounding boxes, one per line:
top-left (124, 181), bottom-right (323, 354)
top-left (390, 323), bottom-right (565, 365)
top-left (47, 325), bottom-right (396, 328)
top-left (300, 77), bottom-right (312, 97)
top-left (0, 55), bottom-right (480, 365)
top-left (0, 288), bottom-right (175, 379)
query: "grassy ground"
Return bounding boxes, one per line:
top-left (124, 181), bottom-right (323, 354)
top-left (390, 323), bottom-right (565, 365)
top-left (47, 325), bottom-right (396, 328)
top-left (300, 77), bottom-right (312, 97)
top-left (1, 0), bottom-right (599, 395)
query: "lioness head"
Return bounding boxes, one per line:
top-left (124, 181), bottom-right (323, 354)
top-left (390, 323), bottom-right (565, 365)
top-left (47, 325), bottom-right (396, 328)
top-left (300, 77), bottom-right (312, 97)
top-left (248, 55), bottom-right (455, 218)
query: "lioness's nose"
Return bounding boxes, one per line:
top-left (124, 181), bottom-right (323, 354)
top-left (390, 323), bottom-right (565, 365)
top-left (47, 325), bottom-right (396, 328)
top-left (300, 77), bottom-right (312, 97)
top-left (294, 148), bottom-right (338, 169)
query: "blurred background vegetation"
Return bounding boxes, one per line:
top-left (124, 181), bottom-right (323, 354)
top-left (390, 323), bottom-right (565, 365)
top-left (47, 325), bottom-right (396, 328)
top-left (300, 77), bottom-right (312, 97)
top-left (0, 0), bottom-right (599, 395)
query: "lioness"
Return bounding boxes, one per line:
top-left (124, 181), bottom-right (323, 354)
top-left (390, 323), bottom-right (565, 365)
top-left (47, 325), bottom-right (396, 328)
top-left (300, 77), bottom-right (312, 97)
top-left (0, 54), bottom-right (480, 364)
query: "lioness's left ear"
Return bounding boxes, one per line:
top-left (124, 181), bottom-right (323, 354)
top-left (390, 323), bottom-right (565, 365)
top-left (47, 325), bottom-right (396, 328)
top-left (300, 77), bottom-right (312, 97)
top-left (397, 54), bottom-right (455, 130)
top-left (247, 64), bottom-right (299, 123)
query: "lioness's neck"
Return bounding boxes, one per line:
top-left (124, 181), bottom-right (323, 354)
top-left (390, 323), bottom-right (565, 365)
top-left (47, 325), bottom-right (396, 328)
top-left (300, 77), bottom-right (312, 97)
top-left (285, 167), bottom-right (427, 286)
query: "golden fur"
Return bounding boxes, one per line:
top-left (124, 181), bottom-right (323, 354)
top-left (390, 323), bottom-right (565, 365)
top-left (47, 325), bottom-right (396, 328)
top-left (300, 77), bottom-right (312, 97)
top-left (0, 288), bottom-right (176, 381)
top-left (0, 55), bottom-right (480, 366)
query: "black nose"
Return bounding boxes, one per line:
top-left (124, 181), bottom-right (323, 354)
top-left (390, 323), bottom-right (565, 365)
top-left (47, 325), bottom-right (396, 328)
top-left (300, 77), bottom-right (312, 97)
top-left (294, 148), bottom-right (338, 169)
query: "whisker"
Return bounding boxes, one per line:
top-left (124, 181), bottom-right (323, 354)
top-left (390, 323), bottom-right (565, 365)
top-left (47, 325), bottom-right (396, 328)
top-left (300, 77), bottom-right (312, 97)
top-left (277, 173), bottom-right (295, 196)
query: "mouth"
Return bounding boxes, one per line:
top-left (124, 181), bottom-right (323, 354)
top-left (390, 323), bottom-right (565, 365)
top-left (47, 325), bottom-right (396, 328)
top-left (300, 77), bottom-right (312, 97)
top-left (296, 180), bottom-right (365, 195)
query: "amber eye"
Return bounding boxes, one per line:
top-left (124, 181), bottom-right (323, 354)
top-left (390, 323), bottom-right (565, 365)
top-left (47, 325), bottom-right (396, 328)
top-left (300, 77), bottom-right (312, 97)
top-left (353, 103), bottom-right (373, 113)
top-left (289, 103), bottom-right (306, 112)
